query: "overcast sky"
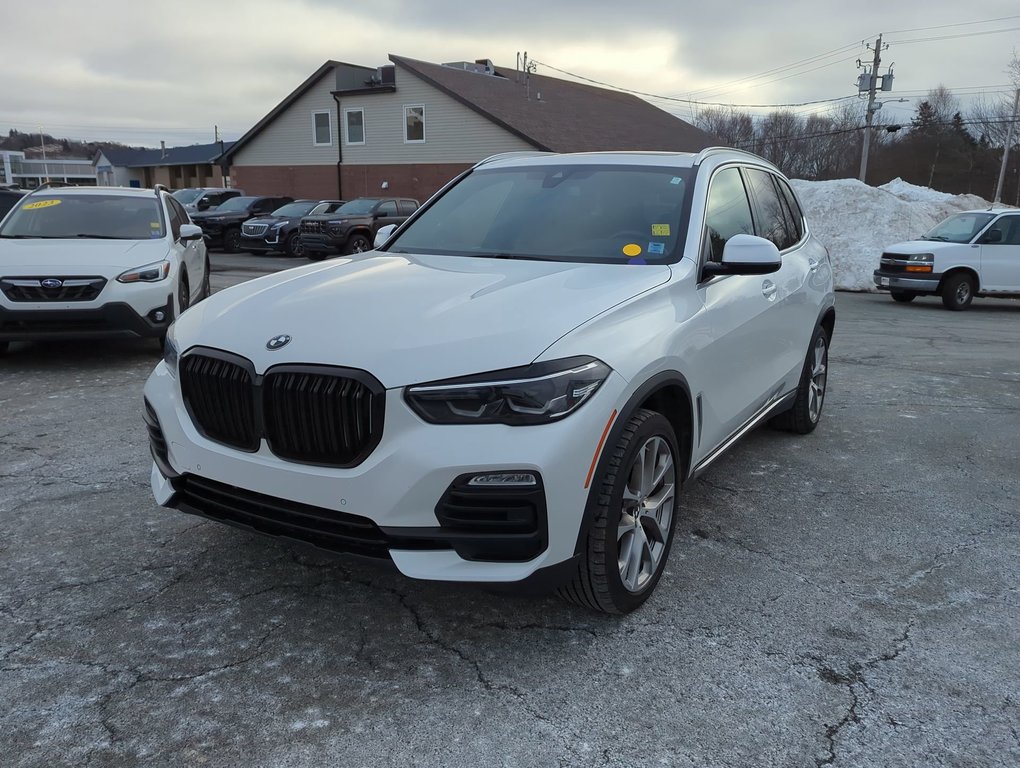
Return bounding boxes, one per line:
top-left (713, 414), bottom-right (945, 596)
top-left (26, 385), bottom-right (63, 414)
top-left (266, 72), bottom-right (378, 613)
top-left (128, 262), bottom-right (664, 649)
top-left (3, 0), bottom-right (1019, 148)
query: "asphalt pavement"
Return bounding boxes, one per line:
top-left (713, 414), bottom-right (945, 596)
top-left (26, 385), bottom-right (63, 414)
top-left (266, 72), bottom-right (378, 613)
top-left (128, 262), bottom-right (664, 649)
top-left (1, 256), bottom-right (1018, 767)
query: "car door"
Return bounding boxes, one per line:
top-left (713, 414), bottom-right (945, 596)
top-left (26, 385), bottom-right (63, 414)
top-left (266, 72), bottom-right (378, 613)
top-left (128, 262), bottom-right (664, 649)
top-left (688, 165), bottom-right (790, 453)
top-left (168, 198), bottom-right (203, 301)
top-left (373, 200), bottom-right (402, 234)
top-left (743, 168), bottom-right (816, 388)
top-left (978, 214), bottom-right (1020, 291)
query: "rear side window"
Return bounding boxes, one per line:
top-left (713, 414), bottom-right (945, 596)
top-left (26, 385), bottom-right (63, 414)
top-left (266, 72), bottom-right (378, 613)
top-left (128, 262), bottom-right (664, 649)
top-left (378, 201), bottom-right (398, 216)
top-left (774, 177), bottom-right (804, 243)
top-left (398, 200), bottom-right (417, 215)
top-left (166, 198), bottom-right (184, 239)
top-left (703, 167), bottom-right (754, 262)
top-left (744, 168), bottom-right (796, 251)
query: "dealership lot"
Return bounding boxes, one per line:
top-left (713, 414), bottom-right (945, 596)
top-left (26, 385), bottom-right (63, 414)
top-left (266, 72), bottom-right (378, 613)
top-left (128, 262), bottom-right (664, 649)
top-left (1, 259), bottom-right (1017, 766)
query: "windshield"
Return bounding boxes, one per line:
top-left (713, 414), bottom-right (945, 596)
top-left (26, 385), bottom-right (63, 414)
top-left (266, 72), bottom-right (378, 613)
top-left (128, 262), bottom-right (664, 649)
top-left (310, 201), bottom-right (344, 215)
top-left (171, 189), bottom-right (204, 204)
top-left (214, 196), bottom-right (257, 212)
top-left (334, 198), bottom-right (380, 216)
top-left (271, 201), bottom-right (318, 218)
top-left (922, 212), bottom-right (995, 243)
top-left (386, 165), bottom-right (691, 263)
top-left (0, 194), bottom-right (166, 240)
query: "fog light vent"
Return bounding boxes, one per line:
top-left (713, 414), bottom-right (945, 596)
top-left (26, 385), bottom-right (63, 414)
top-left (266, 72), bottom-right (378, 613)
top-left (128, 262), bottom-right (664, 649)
top-left (468, 472), bottom-right (537, 487)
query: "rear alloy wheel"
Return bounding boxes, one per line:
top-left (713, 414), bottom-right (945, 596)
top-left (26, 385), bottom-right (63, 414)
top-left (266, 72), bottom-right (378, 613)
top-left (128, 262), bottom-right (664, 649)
top-left (771, 325), bottom-right (828, 434)
top-left (941, 273), bottom-right (974, 311)
top-left (284, 232), bottom-right (303, 258)
top-left (890, 291), bottom-right (916, 303)
top-left (223, 228), bottom-right (243, 254)
top-left (559, 409), bottom-right (680, 614)
top-left (344, 234), bottom-right (371, 255)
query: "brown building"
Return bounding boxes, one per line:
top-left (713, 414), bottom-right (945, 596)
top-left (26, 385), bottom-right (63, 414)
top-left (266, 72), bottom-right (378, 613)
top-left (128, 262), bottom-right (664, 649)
top-left (223, 55), bottom-right (717, 203)
top-left (94, 142), bottom-right (233, 190)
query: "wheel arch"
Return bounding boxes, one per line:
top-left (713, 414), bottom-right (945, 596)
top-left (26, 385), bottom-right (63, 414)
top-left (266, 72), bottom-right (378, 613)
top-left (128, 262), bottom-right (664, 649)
top-left (571, 371), bottom-right (695, 558)
top-left (938, 266), bottom-right (980, 292)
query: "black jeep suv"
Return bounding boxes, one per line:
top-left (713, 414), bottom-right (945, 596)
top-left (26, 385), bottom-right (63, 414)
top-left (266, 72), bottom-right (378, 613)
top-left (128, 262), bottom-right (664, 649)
top-left (240, 199), bottom-right (345, 257)
top-left (299, 197), bottom-right (418, 260)
top-left (191, 195), bottom-right (292, 252)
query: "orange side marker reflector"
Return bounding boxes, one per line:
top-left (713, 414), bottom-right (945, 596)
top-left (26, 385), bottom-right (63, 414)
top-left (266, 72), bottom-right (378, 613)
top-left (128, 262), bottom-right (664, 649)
top-left (584, 409), bottom-right (618, 489)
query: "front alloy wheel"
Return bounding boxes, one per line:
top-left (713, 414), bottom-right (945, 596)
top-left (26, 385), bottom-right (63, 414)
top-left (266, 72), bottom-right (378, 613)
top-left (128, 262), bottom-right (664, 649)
top-left (560, 409), bottom-right (680, 614)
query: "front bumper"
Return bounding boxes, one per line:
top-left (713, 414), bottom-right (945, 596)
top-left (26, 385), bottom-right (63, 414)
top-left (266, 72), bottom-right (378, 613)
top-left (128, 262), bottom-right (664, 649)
top-left (143, 362), bottom-right (627, 583)
top-left (0, 295), bottom-right (173, 341)
top-left (873, 269), bottom-right (941, 293)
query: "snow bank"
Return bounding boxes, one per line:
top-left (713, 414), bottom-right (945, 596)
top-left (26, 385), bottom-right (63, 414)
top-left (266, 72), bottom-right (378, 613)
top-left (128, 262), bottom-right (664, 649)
top-left (791, 177), bottom-right (998, 291)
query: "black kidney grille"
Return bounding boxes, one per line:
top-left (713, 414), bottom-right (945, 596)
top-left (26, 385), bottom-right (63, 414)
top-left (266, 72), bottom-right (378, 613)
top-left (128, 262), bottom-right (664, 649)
top-left (180, 353), bottom-right (259, 451)
top-left (263, 371), bottom-right (376, 465)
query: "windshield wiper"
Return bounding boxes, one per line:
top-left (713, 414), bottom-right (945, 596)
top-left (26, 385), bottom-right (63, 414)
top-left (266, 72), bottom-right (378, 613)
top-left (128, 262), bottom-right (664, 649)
top-left (72, 234), bottom-right (124, 239)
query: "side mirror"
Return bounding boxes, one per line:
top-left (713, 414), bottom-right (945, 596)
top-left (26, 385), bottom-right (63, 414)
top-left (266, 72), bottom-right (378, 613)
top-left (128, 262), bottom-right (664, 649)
top-left (980, 229), bottom-right (1003, 244)
top-left (374, 223), bottom-right (397, 248)
top-left (180, 224), bottom-right (204, 242)
top-left (197, 199), bottom-right (212, 211)
top-left (703, 234), bottom-right (782, 278)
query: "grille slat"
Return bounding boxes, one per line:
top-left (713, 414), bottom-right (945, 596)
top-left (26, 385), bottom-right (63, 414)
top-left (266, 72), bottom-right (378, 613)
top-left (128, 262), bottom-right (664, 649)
top-left (1, 276), bottom-right (106, 302)
top-left (179, 350), bottom-right (381, 467)
top-left (242, 223), bottom-right (269, 237)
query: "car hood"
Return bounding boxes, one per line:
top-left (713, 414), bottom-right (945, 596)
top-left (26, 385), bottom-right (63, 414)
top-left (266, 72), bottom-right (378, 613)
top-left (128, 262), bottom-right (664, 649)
top-left (192, 211), bottom-right (249, 222)
top-left (173, 252), bottom-right (671, 387)
top-left (0, 238), bottom-right (169, 273)
top-left (884, 239), bottom-right (969, 254)
top-left (245, 216), bottom-right (291, 226)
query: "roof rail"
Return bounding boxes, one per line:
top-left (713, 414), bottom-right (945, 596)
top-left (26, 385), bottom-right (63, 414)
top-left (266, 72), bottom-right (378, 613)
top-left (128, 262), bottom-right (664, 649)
top-left (154, 183), bottom-right (171, 197)
top-left (473, 151), bottom-right (555, 168)
top-left (693, 146), bottom-right (769, 165)
top-left (26, 180), bottom-right (72, 196)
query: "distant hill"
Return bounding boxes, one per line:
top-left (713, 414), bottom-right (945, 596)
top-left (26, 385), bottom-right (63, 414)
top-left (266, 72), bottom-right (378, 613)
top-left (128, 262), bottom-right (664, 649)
top-left (1, 129), bottom-right (149, 160)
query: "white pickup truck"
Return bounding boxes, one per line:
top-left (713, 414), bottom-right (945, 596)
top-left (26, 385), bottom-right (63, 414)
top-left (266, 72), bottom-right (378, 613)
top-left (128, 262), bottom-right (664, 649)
top-left (873, 208), bottom-right (1020, 310)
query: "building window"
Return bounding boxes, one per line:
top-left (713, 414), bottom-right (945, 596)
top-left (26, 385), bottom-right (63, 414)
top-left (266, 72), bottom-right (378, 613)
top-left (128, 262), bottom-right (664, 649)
top-left (404, 105), bottom-right (425, 143)
top-left (345, 108), bottom-right (365, 145)
top-left (312, 111), bottom-right (332, 146)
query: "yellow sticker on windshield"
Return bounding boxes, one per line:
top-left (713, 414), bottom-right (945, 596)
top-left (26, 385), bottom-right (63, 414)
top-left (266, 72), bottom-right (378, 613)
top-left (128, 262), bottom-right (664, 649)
top-left (23, 199), bottom-right (62, 210)
top-left (150, 222), bottom-right (161, 228)
top-left (651, 224), bottom-right (670, 236)
top-left (622, 243), bottom-right (642, 257)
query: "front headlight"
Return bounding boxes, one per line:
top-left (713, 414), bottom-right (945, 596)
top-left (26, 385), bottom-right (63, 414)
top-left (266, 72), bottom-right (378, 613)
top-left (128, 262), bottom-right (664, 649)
top-left (905, 253), bottom-right (935, 273)
top-left (405, 357), bottom-right (611, 425)
top-left (271, 221), bottom-right (287, 230)
top-left (162, 325), bottom-right (179, 376)
top-left (118, 261), bottom-right (171, 283)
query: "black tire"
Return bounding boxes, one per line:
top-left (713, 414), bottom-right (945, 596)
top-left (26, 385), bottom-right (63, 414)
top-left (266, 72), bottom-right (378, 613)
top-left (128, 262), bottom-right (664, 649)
top-left (941, 272), bottom-right (975, 311)
top-left (559, 409), bottom-right (681, 614)
top-left (771, 325), bottom-right (829, 434)
top-left (284, 232), bottom-right (303, 258)
top-left (200, 258), bottom-right (211, 301)
top-left (890, 291), bottom-right (916, 303)
top-left (177, 272), bottom-right (191, 316)
top-left (223, 228), bottom-right (243, 254)
top-left (344, 233), bottom-right (371, 255)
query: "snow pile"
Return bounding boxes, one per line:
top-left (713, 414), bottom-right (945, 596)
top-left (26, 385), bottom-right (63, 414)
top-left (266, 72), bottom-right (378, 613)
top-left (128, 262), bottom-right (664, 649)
top-left (791, 177), bottom-right (997, 291)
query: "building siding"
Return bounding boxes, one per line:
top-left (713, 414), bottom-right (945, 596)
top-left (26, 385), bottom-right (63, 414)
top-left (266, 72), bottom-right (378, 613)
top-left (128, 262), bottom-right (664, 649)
top-left (232, 71), bottom-right (341, 167)
top-left (338, 67), bottom-right (535, 164)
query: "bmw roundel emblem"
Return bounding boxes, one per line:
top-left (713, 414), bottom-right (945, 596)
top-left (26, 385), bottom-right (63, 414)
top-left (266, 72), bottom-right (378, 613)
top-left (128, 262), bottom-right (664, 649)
top-left (266, 334), bottom-right (291, 351)
top-left (41, 278), bottom-right (63, 289)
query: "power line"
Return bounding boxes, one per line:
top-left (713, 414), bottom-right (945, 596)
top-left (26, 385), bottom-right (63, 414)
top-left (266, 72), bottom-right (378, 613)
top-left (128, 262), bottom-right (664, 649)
top-left (889, 26), bottom-right (1020, 45)
top-left (885, 14), bottom-right (1020, 34)
top-left (530, 59), bottom-right (858, 108)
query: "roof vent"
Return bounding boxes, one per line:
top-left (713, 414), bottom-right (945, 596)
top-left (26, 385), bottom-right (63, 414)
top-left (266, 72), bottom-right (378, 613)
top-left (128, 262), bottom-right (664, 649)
top-left (442, 59), bottom-right (497, 76)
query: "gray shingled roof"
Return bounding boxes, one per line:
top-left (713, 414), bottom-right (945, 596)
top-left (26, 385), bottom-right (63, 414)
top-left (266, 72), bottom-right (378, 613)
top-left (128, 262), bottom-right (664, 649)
top-left (97, 142), bottom-right (234, 168)
top-left (389, 55), bottom-right (717, 153)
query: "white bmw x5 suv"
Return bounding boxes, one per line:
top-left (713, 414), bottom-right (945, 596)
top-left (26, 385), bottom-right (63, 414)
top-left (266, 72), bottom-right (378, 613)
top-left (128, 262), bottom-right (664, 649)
top-left (144, 149), bottom-right (835, 614)
top-left (0, 185), bottom-right (210, 353)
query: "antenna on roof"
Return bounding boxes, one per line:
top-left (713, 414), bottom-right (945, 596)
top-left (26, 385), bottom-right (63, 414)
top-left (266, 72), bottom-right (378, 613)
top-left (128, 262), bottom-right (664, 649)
top-left (516, 52), bottom-right (520, 84)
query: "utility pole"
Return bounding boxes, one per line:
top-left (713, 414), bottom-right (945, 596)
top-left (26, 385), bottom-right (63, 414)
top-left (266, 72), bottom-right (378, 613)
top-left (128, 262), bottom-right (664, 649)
top-left (39, 126), bottom-right (49, 184)
top-left (858, 35), bottom-right (883, 183)
top-left (993, 87), bottom-right (1020, 204)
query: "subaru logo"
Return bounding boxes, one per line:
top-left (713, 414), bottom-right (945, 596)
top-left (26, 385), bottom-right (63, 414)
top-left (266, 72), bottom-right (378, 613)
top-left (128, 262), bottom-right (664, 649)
top-left (266, 334), bottom-right (291, 350)
top-left (41, 278), bottom-right (63, 289)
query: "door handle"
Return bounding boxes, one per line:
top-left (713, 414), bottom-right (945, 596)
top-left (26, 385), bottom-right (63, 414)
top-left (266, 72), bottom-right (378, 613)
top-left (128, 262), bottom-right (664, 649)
top-left (808, 257), bottom-right (820, 272)
top-left (762, 280), bottom-right (777, 300)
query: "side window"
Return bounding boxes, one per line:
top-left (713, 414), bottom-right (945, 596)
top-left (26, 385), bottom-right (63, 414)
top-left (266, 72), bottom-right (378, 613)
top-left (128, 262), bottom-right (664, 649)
top-left (404, 105), bottom-right (425, 143)
top-left (253, 199), bottom-right (275, 213)
top-left (744, 168), bottom-right (795, 250)
top-left (377, 200), bottom-right (398, 216)
top-left (987, 216), bottom-right (1020, 245)
top-left (312, 110), bottom-right (332, 146)
top-left (703, 167), bottom-right (754, 263)
top-left (166, 198), bottom-right (183, 239)
top-left (398, 200), bottom-right (417, 215)
top-left (345, 108), bottom-right (365, 145)
top-left (774, 177), bottom-right (804, 243)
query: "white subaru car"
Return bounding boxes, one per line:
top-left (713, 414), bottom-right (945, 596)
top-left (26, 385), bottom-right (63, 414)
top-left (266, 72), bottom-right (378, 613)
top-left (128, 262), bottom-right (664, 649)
top-left (0, 185), bottom-right (210, 354)
top-left (144, 149), bottom-right (835, 613)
